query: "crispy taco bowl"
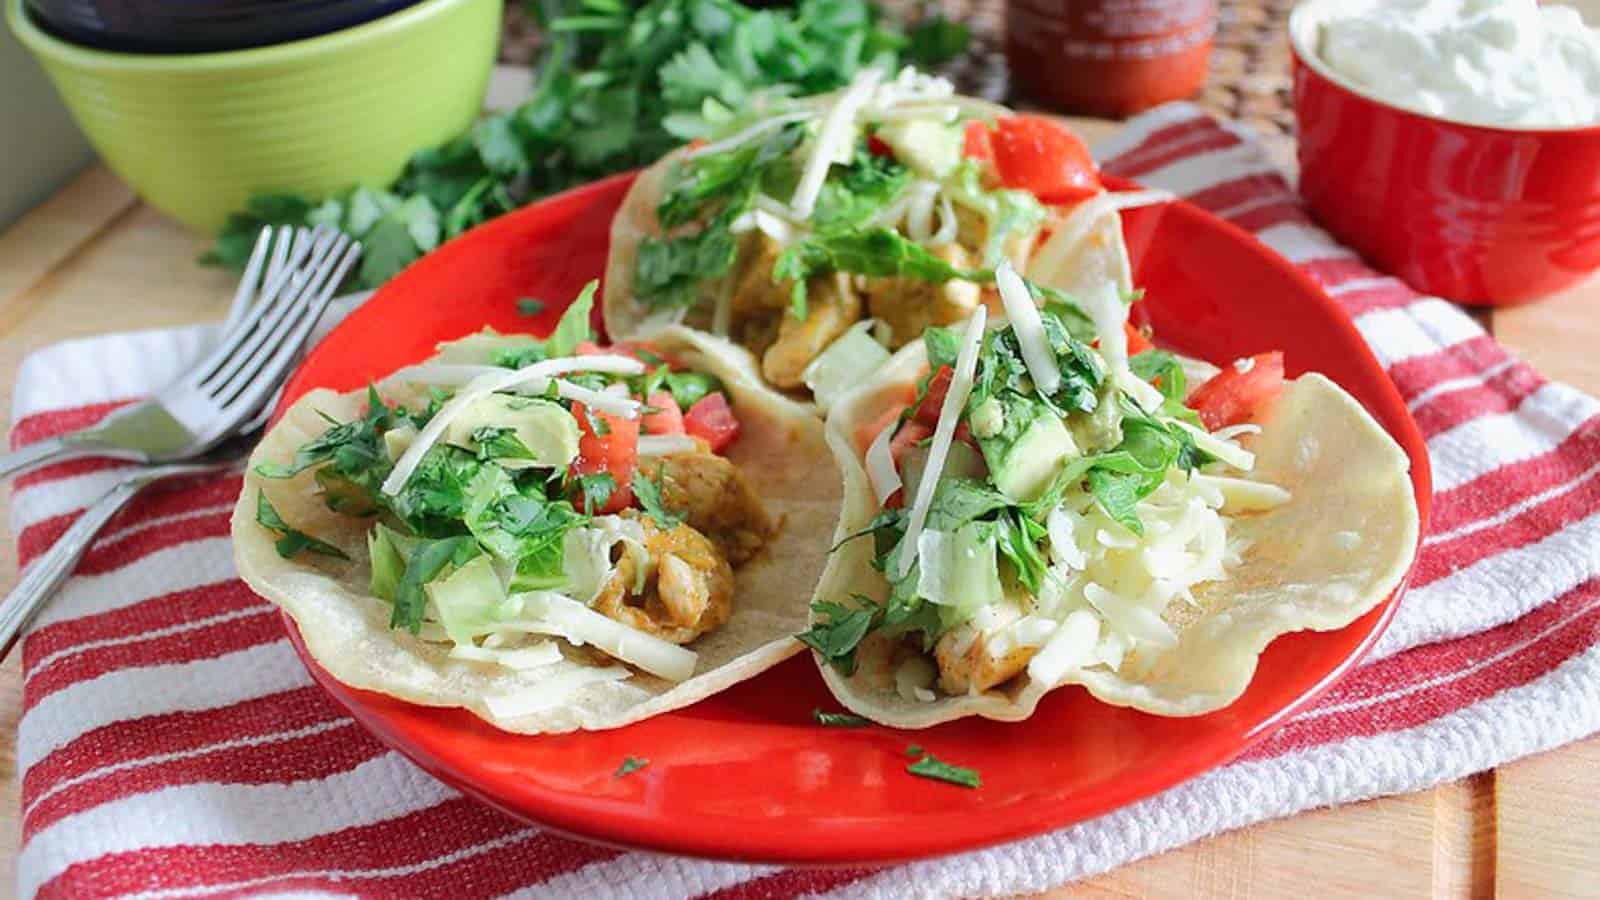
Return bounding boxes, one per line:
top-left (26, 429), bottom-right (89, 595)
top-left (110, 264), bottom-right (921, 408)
top-left (810, 334), bottom-right (1421, 728)
top-left (232, 324), bottom-right (841, 735)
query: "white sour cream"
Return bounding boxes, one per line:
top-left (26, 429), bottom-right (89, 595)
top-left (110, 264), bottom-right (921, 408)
top-left (1317, 0), bottom-right (1600, 128)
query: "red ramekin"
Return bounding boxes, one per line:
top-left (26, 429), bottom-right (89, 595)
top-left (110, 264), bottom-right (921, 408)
top-left (1289, 0), bottom-right (1600, 306)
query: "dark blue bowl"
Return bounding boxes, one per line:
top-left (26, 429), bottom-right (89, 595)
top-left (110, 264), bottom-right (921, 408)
top-left (24, 0), bottom-right (423, 53)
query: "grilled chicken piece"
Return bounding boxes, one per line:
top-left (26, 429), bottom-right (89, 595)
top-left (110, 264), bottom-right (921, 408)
top-left (730, 232), bottom-right (792, 314)
top-left (593, 514), bottom-right (734, 645)
top-left (640, 451), bottom-right (775, 565)
top-left (762, 272), bottom-right (861, 388)
top-left (861, 243), bottom-right (982, 348)
top-left (933, 605), bottom-right (1039, 695)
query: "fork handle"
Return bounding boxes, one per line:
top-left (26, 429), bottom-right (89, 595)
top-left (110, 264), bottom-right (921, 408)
top-left (0, 435), bottom-right (104, 480)
top-left (0, 476), bottom-right (146, 662)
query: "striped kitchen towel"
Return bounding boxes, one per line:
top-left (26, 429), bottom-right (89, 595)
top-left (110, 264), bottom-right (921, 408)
top-left (11, 103), bottom-right (1600, 898)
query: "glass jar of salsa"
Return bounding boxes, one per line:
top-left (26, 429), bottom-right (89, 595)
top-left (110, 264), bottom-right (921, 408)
top-left (1006, 0), bottom-right (1217, 118)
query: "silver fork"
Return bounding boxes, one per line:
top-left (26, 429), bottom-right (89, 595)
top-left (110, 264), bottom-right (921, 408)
top-left (0, 225), bottom-right (361, 478)
top-left (0, 425), bottom-right (265, 661)
top-left (0, 229), bottom-right (362, 660)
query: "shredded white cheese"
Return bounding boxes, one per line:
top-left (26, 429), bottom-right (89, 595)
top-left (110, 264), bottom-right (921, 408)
top-left (896, 306), bottom-right (987, 580)
top-left (994, 260), bottom-right (1060, 396)
top-left (514, 591), bottom-right (697, 682)
top-left (382, 354), bottom-right (645, 496)
top-left (1026, 608), bottom-right (1101, 687)
top-left (790, 67), bottom-right (884, 220)
top-left (1172, 419), bottom-right (1256, 472)
top-left (686, 110), bottom-right (815, 160)
top-left (637, 434), bottom-right (700, 457)
top-left (865, 412), bottom-right (903, 506)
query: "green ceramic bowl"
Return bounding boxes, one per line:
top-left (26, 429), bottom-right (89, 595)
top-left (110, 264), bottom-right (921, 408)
top-left (7, 0), bottom-right (502, 233)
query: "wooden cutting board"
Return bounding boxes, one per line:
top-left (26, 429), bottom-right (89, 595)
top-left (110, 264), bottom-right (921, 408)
top-left (0, 65), bottom-right (1596, 898)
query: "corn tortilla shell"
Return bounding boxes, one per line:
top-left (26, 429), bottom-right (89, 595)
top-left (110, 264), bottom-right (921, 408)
top-left (811, 340), bottom-right (1420, 726)
top-left (232, 326), bottom-right (839, 734)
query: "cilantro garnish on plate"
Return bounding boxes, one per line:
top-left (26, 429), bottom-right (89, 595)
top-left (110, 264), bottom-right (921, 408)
top-left (812, 709), bottom-right (870, 727)
top-left (615, 756), bottom-right (650, 777)
top-left (906, 750), bottom-right (980, 788)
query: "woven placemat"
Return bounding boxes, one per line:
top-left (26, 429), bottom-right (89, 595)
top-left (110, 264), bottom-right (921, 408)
top-left (497, 0), bottom-right (1297, 136)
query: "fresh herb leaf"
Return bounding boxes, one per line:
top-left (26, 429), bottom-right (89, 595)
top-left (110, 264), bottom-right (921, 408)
top-left (774, 227), bottom-right (990, 314)
top-left (255, 492), bottom-right (349, 561)
top-left (544, 281), bottom-right (598, 358)
top-left (391, 535), bottom-right (480, 633)
top-left (204, 0), bottom-right (967, 292)
top-left (578, 472), bottom-right (617, 514)
top-left (811, 151), bottom-right (910, 231)
top-left (470, 426), bottom-right (538, 463)
top-left (904, 13), bottom-right (970, 66)
top-left (797, 597), bottom-right (881, 675)
top-left (517, 297), bottom-right (546, 317)
top-left (1129, 349), bottom-right (1196, 422)
top-left (633, 466), bottom-right (685, 528)
top-left (812, 709), bottom-right (870, 727)
top-left (664, 370), bottom-right (722, 410)
top-left (615, 756), bottom-right (650, 777)
top-left (922, 325), bottom-right (962, 372)
top-left (907, 752), bottom-right (981, 788)
top-left (905, 743), bottom-right (923, 757)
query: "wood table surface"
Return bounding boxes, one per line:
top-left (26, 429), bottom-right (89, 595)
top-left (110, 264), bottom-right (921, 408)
top-left (0, 66), bottom-right (1596, 897)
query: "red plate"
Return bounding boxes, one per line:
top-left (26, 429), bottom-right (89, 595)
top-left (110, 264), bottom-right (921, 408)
top-left (274, 172), bottom-right (1432, 864)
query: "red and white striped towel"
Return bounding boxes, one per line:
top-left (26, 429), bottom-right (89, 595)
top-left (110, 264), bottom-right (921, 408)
top-left (11, 104), bottom-right (1600, 899)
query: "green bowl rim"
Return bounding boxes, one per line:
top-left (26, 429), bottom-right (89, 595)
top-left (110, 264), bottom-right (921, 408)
top-left (6, 0), bottom-right (488, 72)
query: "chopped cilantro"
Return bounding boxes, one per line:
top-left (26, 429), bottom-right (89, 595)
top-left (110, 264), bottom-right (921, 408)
top-left (774, 228), bottom-right (991, 317)
top-left (516, 297), bottom-right (546, 317)
top-left (577, 472), bottom-right (617, 515)
top-left (812, 709), bottom-right (870, 728)
top-left (907, 752), bottom-right (981, 788)
top-left (390, 535), bottom-right (480, 633)
top-left (632, 466), bottom-right (684, 528)
top-left (615, 756), bottom-right (649, 777)
top-left (796, 598), bottom-right (881, 676)
top-left (255, 492), bottom-right (348, 561)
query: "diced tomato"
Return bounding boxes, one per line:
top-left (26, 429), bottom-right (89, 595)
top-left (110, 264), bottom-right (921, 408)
top-left (913, 366), bottom-right (953, 427)
top-left (962, 120), bottom-right (995, 164)
top-left (683, 393), bottom-right (740, 453)
top-left (953, 420), bottom-right (977, 449)
top-left (890, 421), bottom-right (932, 466)
top-left (1187, 352), bottom-right (1286, 430)
top-left (570, 401), bottom-right (640, 513)
top-left (1124, 321), bottom-right (1153, 355)
top-left (990, 116), bottom-right (1100, 204)
top-left (577, 340), bottom-right (663, 363)
top-left (855, 401), bottom-right (909, 455)
top-left (641, 391), bottom-right (685, 435)
top-left (867, 133), bottom-right (894, 158)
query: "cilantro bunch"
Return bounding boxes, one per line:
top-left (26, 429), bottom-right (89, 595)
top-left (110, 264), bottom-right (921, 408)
top-left (203, 0), bottom-right (968, 291)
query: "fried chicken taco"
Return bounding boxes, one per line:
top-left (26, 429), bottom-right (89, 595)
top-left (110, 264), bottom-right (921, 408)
top-left (803, 266), bottom-right (1420, 726)
top-left (232, 283), bottom-right (840, 733)
top-left (603, 66), bottom-right (1168, 407)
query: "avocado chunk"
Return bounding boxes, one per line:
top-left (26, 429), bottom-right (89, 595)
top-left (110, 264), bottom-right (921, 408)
top-left (875, 119), bottom-right (963, 179)
top-left (990, 413), bottom-right (1079, 503)
top-left (445, 395), bottom-right (580, 470)
top-left (901, 440), bottom-right (987, 503)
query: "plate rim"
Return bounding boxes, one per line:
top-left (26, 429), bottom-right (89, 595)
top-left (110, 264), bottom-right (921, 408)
top-left (268, 171), bottom-right (1434, 865)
